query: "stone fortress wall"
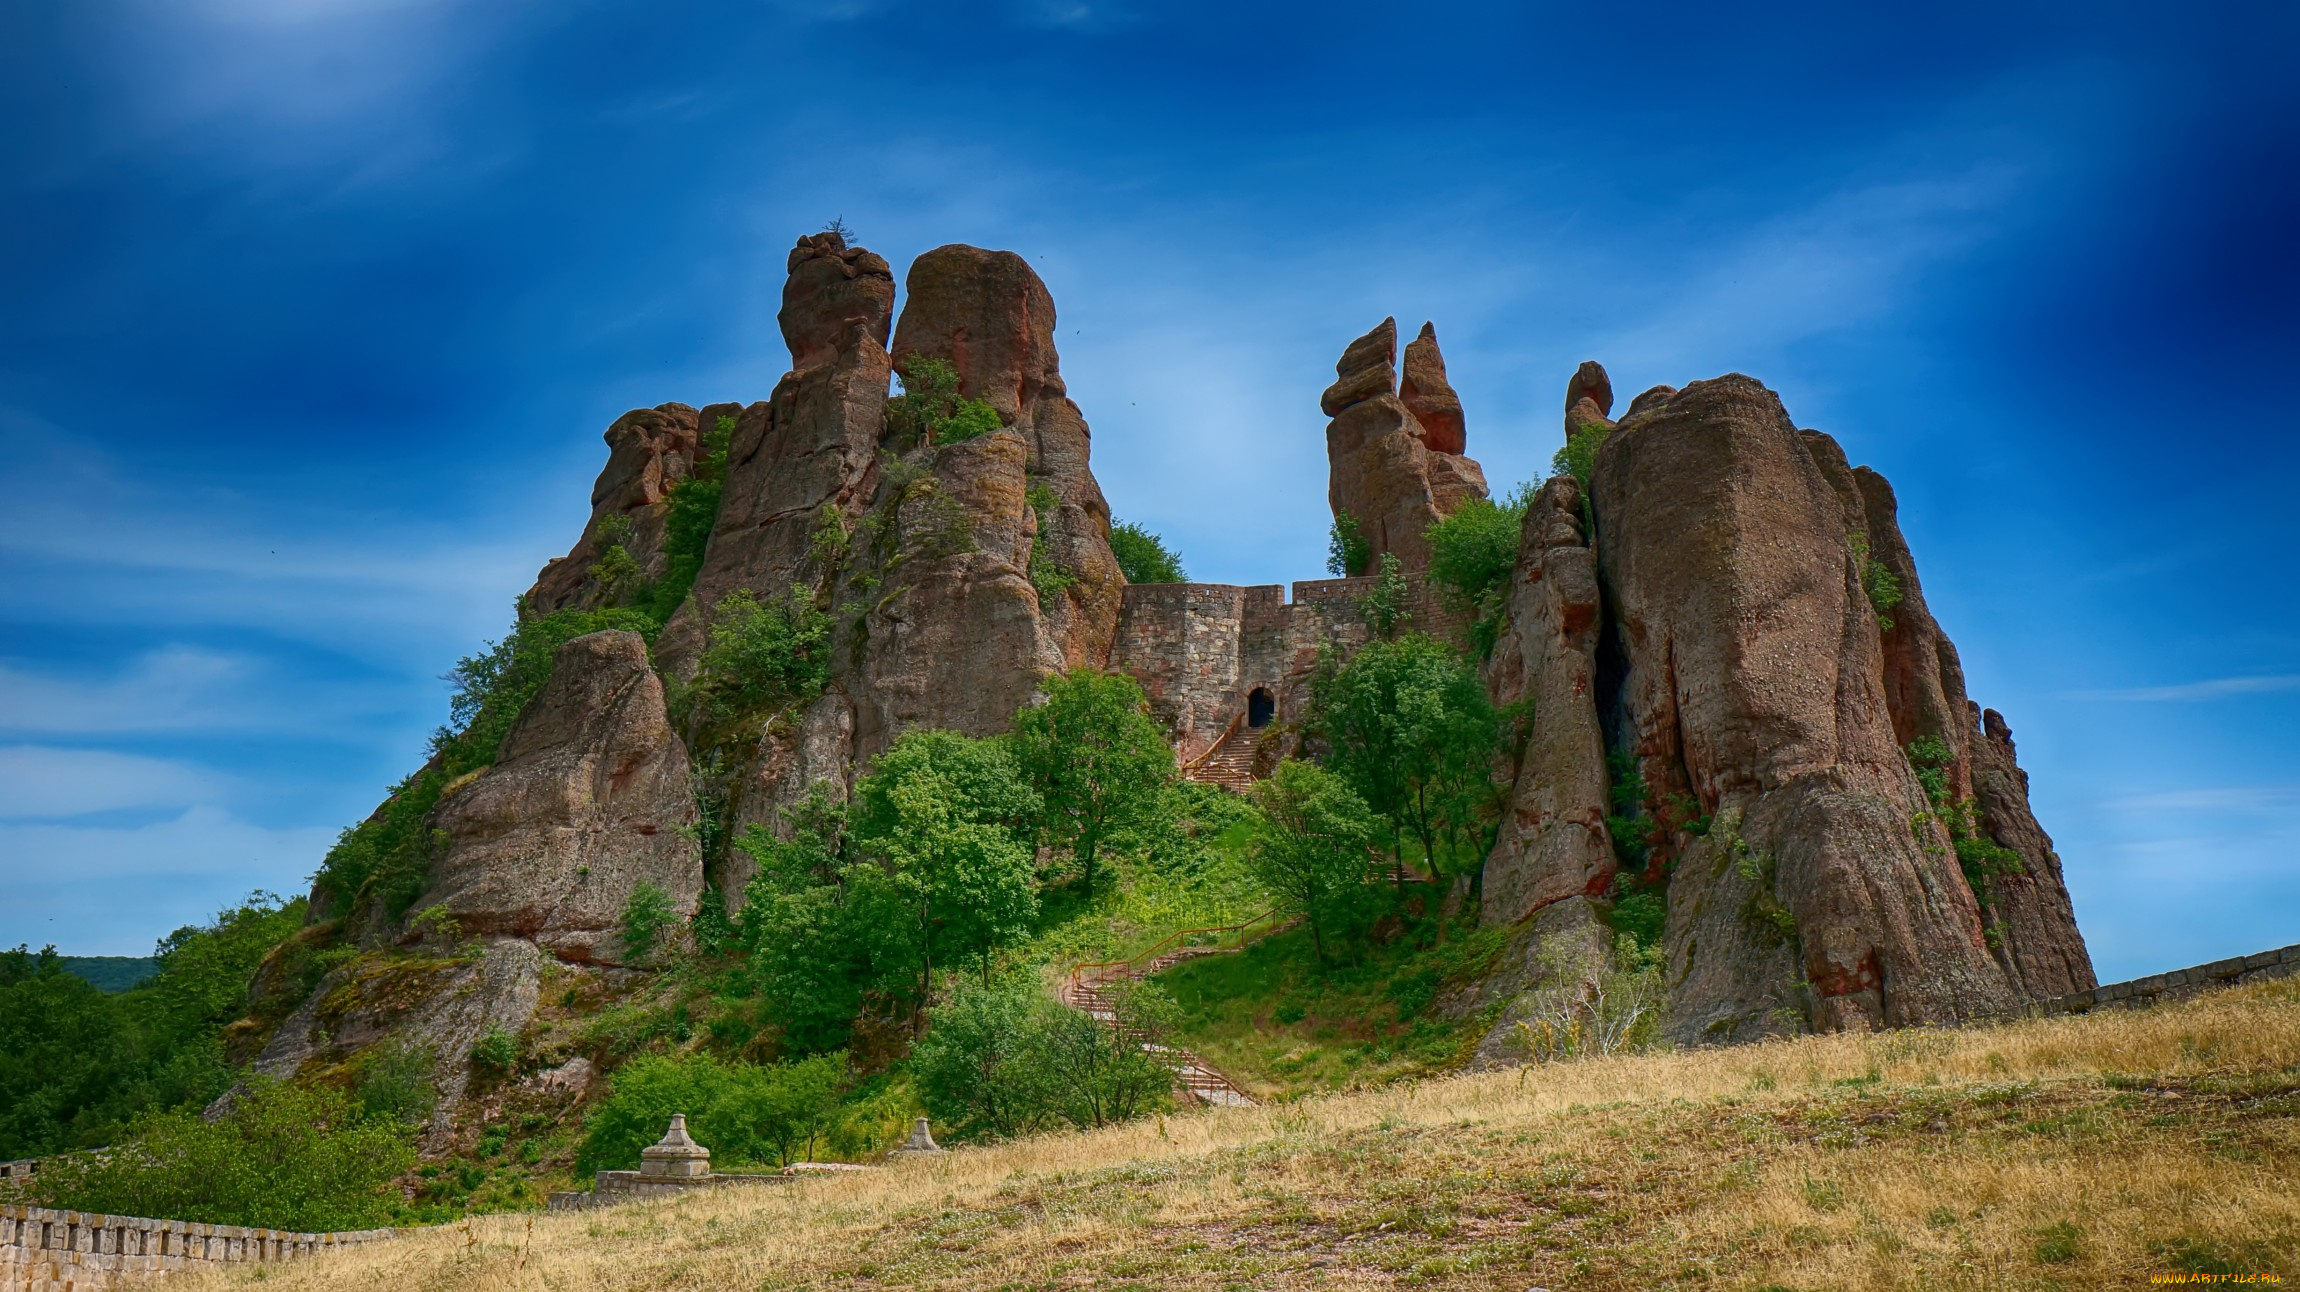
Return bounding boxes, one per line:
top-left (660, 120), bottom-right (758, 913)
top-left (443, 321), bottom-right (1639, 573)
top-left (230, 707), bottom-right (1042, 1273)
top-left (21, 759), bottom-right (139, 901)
top-left (1107, 573), bottom-right (1471, 764)
top-left (0, 1204), bottom-right (391, 1290)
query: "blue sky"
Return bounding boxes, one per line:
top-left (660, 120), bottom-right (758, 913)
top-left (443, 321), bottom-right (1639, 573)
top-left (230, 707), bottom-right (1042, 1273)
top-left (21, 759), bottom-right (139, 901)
top-left (1, 0), bottom-right (2293, 979)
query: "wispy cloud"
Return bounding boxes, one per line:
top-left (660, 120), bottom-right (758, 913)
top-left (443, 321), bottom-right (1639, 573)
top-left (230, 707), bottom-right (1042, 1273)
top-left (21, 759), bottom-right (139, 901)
top-left (0, 747), bottom-right (218, 819)
top-left (0, 648), bottom-right (397, 737)
top-left (2071, 675), bottom-right (2300, 702)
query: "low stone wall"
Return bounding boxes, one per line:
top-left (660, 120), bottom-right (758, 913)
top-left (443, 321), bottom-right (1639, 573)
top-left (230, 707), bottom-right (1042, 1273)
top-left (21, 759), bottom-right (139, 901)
top-left (545, 1169), bottom-right (784, 1212)
top-left (2029, 942), bottom-right (2300, 1017)
top-left (1, 1204), bottom-right (391, 1289)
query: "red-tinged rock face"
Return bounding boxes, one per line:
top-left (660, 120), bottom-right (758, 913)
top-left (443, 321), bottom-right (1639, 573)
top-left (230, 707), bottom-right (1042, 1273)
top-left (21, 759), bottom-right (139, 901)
top-left (525, 403), bottom-right (700, 617)
top-left (779, 232), bottom-right (895, 372)
top-left (1399, 321), bottom-right (1467, 455)
top-left (1323, 317), bottom-right (1488, 572)
top-left (420, 630), bottom-right (701, 967)
top-left (1566, 360), bottom-right (1614, 420)
top-left (1589, 374), bottom-right (2019, 1040)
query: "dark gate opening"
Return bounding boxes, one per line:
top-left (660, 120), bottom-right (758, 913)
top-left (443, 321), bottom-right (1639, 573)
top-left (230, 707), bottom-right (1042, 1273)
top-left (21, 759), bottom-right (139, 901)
top-left (1246, 687), bottom-right (1275, 729)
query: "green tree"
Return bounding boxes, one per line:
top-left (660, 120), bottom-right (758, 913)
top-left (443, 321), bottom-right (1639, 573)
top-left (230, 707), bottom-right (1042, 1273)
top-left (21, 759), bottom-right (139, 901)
top-left (849, 766), bottom-right (1040, 1024)
top-left (1035, 979), bottom-right (1179, 1128)
top-left (1245, 760), bottom-right (1381, 960)
top-left (1011, 669), bottom-right (1177, 895)
top-left (911, 973), bottom-right (1054, 1140)
top-left (1360, 552), bottom-right (1412, 639)
top-left (40, 1079), bottom-right (414, 1231)
top-left (1327, 512), bottom-right (1370, 577)
top-left (686, 587), bottom-right (834, 735)
top-left (577, 1051), bottom-right (846, 1174)
top-left (618, 881), bottom-right (679, 963)
top-left (737, 786), bottom-right (872, 1053)
top-left (1425, 484), bottom-right (1533, 657)
top-left (1108, 520), bottom-right (1186, 583)
top-left (1309, 633), bottom-right (1507, 886)
top-left (890, 356), bottom-right (1004, 446)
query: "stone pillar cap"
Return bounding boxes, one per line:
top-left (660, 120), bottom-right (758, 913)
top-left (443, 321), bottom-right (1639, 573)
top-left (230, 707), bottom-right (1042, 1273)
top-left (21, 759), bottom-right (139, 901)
top-left (899, 1117), bottom-right (943, 1154)
top-left (640, 1114), bottom-right (711, 1171)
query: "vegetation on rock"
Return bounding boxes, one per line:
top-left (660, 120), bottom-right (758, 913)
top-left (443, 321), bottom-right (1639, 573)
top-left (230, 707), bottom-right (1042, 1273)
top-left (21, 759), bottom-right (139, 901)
top-left (1423, 482), bottom-right (1533, 657)
top-left (1107, 518), bottom-right (1185, 584)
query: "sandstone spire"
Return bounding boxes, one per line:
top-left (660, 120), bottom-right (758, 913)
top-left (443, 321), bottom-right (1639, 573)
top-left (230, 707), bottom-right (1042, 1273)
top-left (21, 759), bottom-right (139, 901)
top-left (1323, 317), bottom-right (1487, 573)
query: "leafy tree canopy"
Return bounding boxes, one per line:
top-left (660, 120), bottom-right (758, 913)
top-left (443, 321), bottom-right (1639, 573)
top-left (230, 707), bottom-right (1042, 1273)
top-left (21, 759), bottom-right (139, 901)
top-left (1011, 669), bottom-right (1177, 894)
top-left (1108, 520), bottom-right (1186, 584)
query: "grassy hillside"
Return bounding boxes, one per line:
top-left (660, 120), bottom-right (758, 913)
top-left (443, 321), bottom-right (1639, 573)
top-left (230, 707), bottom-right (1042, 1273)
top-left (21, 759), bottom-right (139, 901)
top-left (183, 977), bottom-right (2300, 1291)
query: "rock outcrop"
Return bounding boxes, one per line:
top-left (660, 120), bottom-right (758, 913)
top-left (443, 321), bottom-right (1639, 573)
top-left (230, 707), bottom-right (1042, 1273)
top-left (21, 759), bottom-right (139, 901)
top-left (1565, 360), bottom-right (1616, 440)
top-left (528, 404), bottom-right (701, 615)
top-left (654, 233), bottom-right (896, 678)
top-left (1584, 375), bottom-right (2034, 1040)
top-left (1323, 318), bottom-right (1488, 572)
top-left (418, 630), bottom-right (701, 965)
top-left (1398, 322), bottom-right (1466, 455)
top-left (1481, 474), bottom-right (1615, 926)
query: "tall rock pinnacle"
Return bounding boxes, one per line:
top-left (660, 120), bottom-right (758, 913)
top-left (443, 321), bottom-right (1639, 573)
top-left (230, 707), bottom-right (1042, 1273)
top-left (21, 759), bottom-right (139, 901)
top-left (1323, 317), bottom-right (1487, 573)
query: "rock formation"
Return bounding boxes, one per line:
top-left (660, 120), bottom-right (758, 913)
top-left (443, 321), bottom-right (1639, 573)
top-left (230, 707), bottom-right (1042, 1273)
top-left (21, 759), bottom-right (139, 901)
top-left (1481, 474), bottom-right (1615, 927)
top-left (1323, 318), bottom-right (1488, 572)
top-left (528, 404), bottom-right (701, 615)
top-left (653, 232), bottom-right (897, 679)
top-left (418, 629), bottom-right (701, 965)
top-left (1479, 363), bottom-right (2091, 1046)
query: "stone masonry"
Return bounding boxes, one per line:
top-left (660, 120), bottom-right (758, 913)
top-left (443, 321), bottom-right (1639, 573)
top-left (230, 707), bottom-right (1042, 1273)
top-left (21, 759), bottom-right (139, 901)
top-left (1107, 573), bottom-right (1471, 764)
top-left (0, 1204), bottom-right (391, 1290)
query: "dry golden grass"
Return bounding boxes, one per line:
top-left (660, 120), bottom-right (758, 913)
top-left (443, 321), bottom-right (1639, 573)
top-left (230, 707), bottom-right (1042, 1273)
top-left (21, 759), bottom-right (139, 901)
top-left (190, 979), bottom-right (2300, 1290)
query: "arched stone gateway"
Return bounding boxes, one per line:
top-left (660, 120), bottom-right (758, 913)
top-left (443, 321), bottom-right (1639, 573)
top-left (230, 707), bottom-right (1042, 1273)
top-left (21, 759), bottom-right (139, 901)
top-left (1246, 686), bottom-right (1275, 729)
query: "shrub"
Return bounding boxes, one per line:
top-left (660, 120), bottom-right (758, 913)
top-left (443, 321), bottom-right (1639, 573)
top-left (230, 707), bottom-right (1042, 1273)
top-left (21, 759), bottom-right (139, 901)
top-left (1424, 484), bottom-right (1533, 656)
top-left (469, 1026), bottom-right (520, 1078)
top-left (1359, 552), bottom-right (1411, 639)
top-left (1326, 512), bottom-right (1370, 577)
top-left (1024, 483), bottom-right (1075, 602)
top-left (575, 1051), bottom-right (853, 1174)
top-left (619, 882), bottom-right (679, 963)
top-left (1553, 420), bottom-right (1610, 489)
top-left (912, 973), bottom-right (1174, 1140)
top-left (685, 587), bottom-right (833, 735)
top-left (1108, 519), bottom-right (1186, 583)
top-left (639, 413), bottom-right (734, 622)
top-left (890, 356), bottom-right (1004, 446)
top-left (38, 1079), bottom-right (413, 1231)
top-left (1848, 533), bottom-right (1904, 632)
top-left (355, 1040), bottom-right (437, 1126)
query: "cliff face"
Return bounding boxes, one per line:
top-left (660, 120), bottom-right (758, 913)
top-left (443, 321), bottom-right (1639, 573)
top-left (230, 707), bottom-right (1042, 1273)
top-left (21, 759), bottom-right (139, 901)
top-left (1479, 365), bottom-right (2092, 1045)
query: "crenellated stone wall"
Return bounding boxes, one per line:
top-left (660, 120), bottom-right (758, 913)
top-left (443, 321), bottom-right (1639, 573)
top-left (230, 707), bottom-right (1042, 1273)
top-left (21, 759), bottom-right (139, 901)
top-left (0, 1204), bottom-right (392, 1289)
top-left (1108, 573), bottom-right (1471, 762)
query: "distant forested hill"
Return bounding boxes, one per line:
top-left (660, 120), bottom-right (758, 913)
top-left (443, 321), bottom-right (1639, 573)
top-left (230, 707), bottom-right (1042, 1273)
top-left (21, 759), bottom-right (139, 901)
top-left (59, 957), bottom-right (160, 993)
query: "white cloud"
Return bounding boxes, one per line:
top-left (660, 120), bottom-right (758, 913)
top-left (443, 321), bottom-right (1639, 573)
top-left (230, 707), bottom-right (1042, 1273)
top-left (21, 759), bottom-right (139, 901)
top-left (0, 747), bottom-right (218, 819)
top-left (2071, 675), bottom-right (2300, 702)
top-left (0, 647), bottom-right (400, 737)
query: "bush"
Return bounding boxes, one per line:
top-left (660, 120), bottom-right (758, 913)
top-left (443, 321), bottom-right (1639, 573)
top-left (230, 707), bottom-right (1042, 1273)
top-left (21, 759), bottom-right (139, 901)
top-left (685, 587), bottom-right (833, 735)
top-left (469, 1026), bottom-right (520, 1078)
top-left (1849, 533), bottom-right (1904, 632)
top-left (575, 1051), bottom-right (852, 1174)
top-left (638, 413), bottom-right (734, 622)
top-left (1109, 520), bottom-right (1186, 584)
top-left (890, 356), bottom-right (1004, 446)
top-left (1425, 484), bottom-right (1533, 657)
top-left (912, 973), bottom-right (1175, 1140)
top-left (355, 1040), bottom-right (437, 1126)
top-left (39, 1079), bottom-right (414, 1230)
top-left (1326, 512), bottom-right (1370, 577)
top-left (1024, 483), bottom-right (1075, 602)
top-left (619, 882), bottom-right (679, 963)
top-left (1553, 420), bottom-right (1610, 489)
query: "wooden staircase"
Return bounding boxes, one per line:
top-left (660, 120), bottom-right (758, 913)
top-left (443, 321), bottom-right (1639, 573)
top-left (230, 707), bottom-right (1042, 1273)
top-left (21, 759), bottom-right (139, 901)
top-left (1058, 912), bottom-right (1283, 1108)
top-left (1181, 719), bottom-right (1262, 795)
